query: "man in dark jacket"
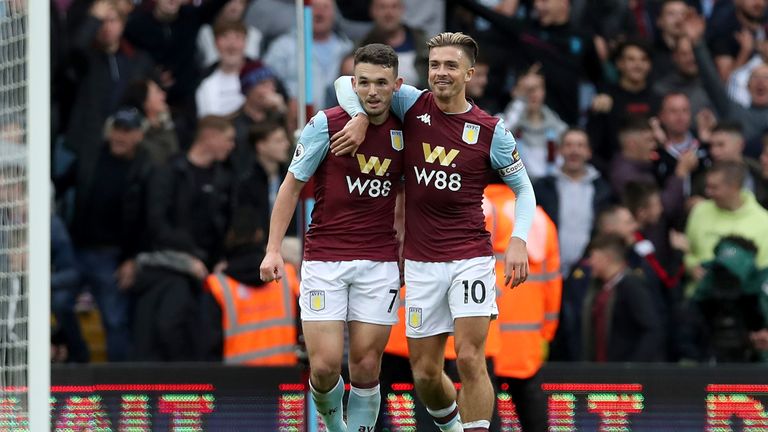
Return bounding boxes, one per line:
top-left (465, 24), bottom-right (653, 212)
top-left (64, 0), bottom-right (154, 166)
top-left (534, 128), bottom-right (613, 277)
top-left (56, 107), bottom-right (154, 361)
top-left (132, 115), bottom-right (236, 361)
top-left (236, 122), bottom-right (297, 237)
top-left (582, 234), bottom-right (664, 362)
top-left (123, 0), bottom-right (229, 136)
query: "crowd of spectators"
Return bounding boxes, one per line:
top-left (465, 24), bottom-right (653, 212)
top-left (13, 0), bottom-right (766, 363)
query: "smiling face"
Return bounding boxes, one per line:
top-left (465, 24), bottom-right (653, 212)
top-left (559, 130), bottom-right (591, 173)
top-left (215, 29), bottom-right (246, 67)
top-left (428, 45), bottom-right (474, 102)
top-left (617, 45), bottom-right (651, 84)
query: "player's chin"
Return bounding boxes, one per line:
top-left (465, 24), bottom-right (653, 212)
top-left (364, 106), bottom-right (387, 117)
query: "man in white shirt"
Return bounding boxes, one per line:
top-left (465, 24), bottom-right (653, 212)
top-left (196, 21), bottom-right (248, 118)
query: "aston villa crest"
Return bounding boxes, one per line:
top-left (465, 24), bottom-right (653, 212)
top-left (309, 290), bottom-right (325, 311)
top-left (408, 307), bottom-right (422, 328)
top-left (391, 130), bottom-right (404, 151)
top-left (462, 123), bottom-right (480, 144)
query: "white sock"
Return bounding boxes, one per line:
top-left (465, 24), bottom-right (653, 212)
top-left (463, 419), bottom-right (491, 430)
top-left (427, 401), bottom-right (463, 432)
top-left (346, 383), bottom-right (381, 431)
top-left (310, 376), bottom-right (347, 432)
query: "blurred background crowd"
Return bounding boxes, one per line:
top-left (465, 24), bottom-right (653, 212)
top-left (3, 0), bottom-right (767, 365)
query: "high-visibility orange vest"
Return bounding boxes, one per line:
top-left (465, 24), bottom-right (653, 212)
top-left (483, 184), bottom-right (562, 379)
top-left (384, 287), bottom-right (408, 358)
top-left (204, 264), bottom-right (300, 366)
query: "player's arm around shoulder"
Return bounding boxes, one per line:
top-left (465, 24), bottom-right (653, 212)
top-left (330, 77), bottom-right (424, 155)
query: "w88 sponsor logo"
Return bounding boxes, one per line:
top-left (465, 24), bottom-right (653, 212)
top-left (413, 167), bottom-right (461, 191)
top-left (416, 142), bottom-right (462, 191)
top-left (346, 176), bottom-right (392, 197)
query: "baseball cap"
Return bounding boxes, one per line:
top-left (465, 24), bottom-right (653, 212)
top-left (110, 106), bottom-right (145, 130)
top-left (240, 61), bottom-right (276, 95)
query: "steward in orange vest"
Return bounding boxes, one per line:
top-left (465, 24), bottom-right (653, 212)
top-left (204, 263), bottom-right (300, 365)
top-left (485, 183), bottom-right (561, 432)
top-left (200, 208), bottom-right (301, 366)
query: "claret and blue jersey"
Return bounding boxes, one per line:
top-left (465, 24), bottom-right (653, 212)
top-left (335, 80), bottom-right (536, 262)
top-left (289, 106), bottom-right (404, 262)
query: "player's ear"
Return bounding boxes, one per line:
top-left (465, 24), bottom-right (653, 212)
top-left (465, 65), bottom-right (475, 83)
top-left (394, 76), bottom-right (404, 91)
top-left (351, 76), bottom-right (358, 92)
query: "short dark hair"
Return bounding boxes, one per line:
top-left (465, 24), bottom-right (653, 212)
top-left (427, 32), bottom-right (479, 66)
top-left (660, 91), bottom-right (689, 109)
top-left (623, 181), bottom-right (659, 216)
top-left (707, 161), bottom-right (746, 187)
top-left (354, 43), bottom-right (399, 75)
top-left (712, 120), bottom-right (744, 136)
top-left (596, 204), bottom-right (630, 234)
top-left (213, 19), bottom-right (247, 38)
top-left (612, 39), bottom-right (652, 63)
top-left (249, 122), bottom-right (285, 146)
top-left (195, 115), bottom-right (233, 140)
top-left (589, 233), bottom-right (628, 262)
top-left (560, 127), bottom-right (590, 147)
top-left (618, 116), bottom-right (652, 142)
top-left (226, 205), bottom-right (266, 251)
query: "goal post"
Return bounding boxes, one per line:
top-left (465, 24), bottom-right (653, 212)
top-left (27, 0), bottom-right (51, 426)
top-left (0, 0), bottom-right (50, 428)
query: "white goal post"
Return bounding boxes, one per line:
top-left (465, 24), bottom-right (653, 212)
top-left (0, 0), bottom-right (50, 429)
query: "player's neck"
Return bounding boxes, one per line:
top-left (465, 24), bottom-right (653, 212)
top-left (368, 111), bottom-right (389, 125)
top-left (434, 95), bottom-right (470, 114)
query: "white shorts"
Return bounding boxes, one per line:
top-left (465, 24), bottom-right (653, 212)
top-left (299, 260), bottom-right (400, 325)
top-left (404, 256), bottom-right (498, 338)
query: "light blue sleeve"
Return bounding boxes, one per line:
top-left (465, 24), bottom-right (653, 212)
top-left (333, 77), bottom-right (425, 121)
top-left (489, 119), bottom-right (536, 242)
top-left (288, 111), bottom-right (330, 182)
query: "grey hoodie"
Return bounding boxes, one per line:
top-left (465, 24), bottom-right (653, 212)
top-left (503, 100), bottom-right (568, 180)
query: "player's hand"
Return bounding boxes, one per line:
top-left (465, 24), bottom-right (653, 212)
top-left (330, 114), bottom-right (369, 156)
top-left (260, 251), bottom-right (285, 282)
top-left (504, 237), bottom-right (529, 288)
